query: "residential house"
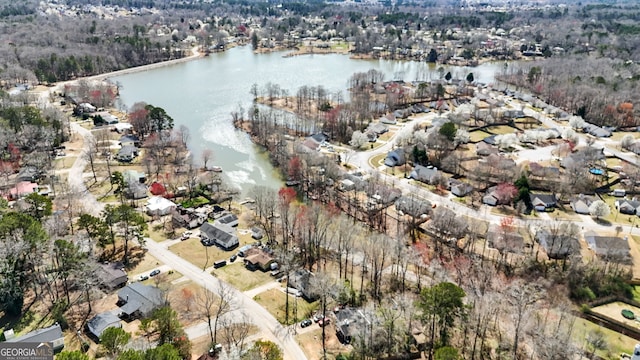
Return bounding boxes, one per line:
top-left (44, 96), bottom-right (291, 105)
top-left (535, 228), bottom-right (579, 259)
top-left (584, 231), bottom-right (631, 262)
top-left (116, 145), bottom-right (139, 162)
top-left (529, 193), bottom-right (557, 211)
top-left (571, 195), bottom-right (596, 214)
top-left (335, 308), bottom-right (369, 344)
top-left (86, 311), bottom-right (121, 340)
top-left (251, 227), bottom-right (264, 240)
top-left (529, 162), bottom-right (560, 179)
top-left (395, 196), bottom-right (432, 218)
top-left (449, 180), bottom-right (474, 197)
top-left (367, 122), bottom-right (388, 135)
top-left (200, 222), bottom-right (239, 251)
top-left (6, 181), bottom-right (38, 200)
top-left (243, 248), bottom-right (275, 272)
top-left (113, 123), bottom-right (133, 134)
top-left (123, 170), bottom-right (146, 184)
top-left (615, 199), bottom-right (640, 215)
top-left (381, 113), bottom-right (397, 124)
top-left (486, 225), bottom-right (525, 254)
top-left (97, 262), bottom-right (128, 290)
top-left (119, 135), bottom-right (141, 147)
top-left (145, 196), bottom-right (176, 216)
top-left (288, 269), bottom-right (318, 301)
top-left (16, 166), bottom-right (40, 182)
top-left (384, 149), bottom-right (405, 167)
top-left (124, 182), bottom-right (148, 200)
top-left (410, 165), bottom-right (440, 185)
top-left (560, 147), bottom-right (605, 169)
top-left (302, 133), bottom-right (328, 151)
top-left (338, 179), bottom-right (356, 192)
top-left (476, 142), bottom-right (498, 156)
top-left (6, 323), bottom-right (64, 351)
top-left (78, 103), bottom-right (96, 113)
top-left (117, 283), bottom-right (165, 319)
top-left (216, 213), bottom-right (239, 227)
top-left (482, 135), bottom-right (497, 145)
top-left (583, 123), bottom-right (612, 138)
top-left (172, 208), bottom-right (207, 229)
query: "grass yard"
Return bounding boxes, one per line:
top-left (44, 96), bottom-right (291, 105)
top-left (368, 153), bottom-right (386, 168)
top-left (601, 195), bottom-right (635, 226)
top-left (296, 327), bottom-right (350, 360)
top-left (469, 130), bottom-right (491, 143)
top-left (253, 288), bottom-right (319, 325)
top-left (127, 252), bottom-right (163, 275)
top-left (484, 125), bottom-right (516, 135)
top-left (170, 238), bottom-right (232, 270)
top-left (53, 156), bottom-right (77, 170)
top-left (378, 131), bottom-right (394, 142)
top-left (572, 316), bottom-right (637, 358)
top-left (611, 132), bottom-right (640, 141)
top-left (214, 263), bottom-right (274, 291)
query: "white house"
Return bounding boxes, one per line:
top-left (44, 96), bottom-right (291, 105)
top-left (145, 196), bottom-right (176, 216)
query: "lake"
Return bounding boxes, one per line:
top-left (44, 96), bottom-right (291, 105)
top-left (111, 45), bottom-right (508, 192)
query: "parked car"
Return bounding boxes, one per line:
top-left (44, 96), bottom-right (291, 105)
top-left (139, 274), bottom-right (149, 281)
top-left (318, 317), bottom-right (331, 327)
top-left (181, 231), bottom-right (192, 240)
top-left (312, 314), bottom-right (322, 323)
top-left (229, 255), bottom-right (237, 263)
top-left (150, 269), bottom-right (161, 277)
top-left (300, 319), bottom-right (312, 328)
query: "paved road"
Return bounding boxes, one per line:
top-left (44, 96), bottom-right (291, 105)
top-left (144, 239), bottom-right (307, 360)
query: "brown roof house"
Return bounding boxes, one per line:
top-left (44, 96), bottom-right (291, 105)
top-left (244, 247), bottom-right (275, 272)
top-left (487, 224), bottom-right (525, 254)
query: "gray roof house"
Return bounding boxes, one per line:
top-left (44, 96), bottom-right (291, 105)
top-left (615, 199), bottom-right (640, 215)
top-left (487, 225), bottom-right (524, 254)
top-left (367, 122), bottom-right (388, 135)
top-left (529, 193), bottom-right (557, 211)
top-left (86, 311), bottom-right (122, 340)
top-left (288, 269), bottom-right (318, 301)
top-left (384, 149), bottom-right (405, 167)
top-left (584, 231), bottom-right (631, 261)
top-left (535, 229), bottom-right (579, 259)
top-left (124, 182), bottom-right (148, 200)
top-left (117, 283), bottom-right (165, 319)
top-left (119, 134), bottom-right (140, 147)
top-left (335, 308), bottom-right (369, 344)
top-left (583, 123), bottom-right (612, 138)
top-left (410, 165), bottom-right (440, 184)
top-left (7, 323), bottom-right (64, 351)
top-left (117, 145), bottom-right (139, 162)
top-left (449, 180), bottom-right (474, 197)
top-left (571, 195), bottom-right (596, 215)
top-left (395, 196), bottom-right (432, 218)
top-left (216, 213), bottom-right (239, 227)
top-left (97, 262), bottom-right (128, 290)
top-left (200, 222), bottom-right (239, 251)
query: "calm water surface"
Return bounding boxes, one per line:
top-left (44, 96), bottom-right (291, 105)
top-left (111, 46), bottom-right (507, 192)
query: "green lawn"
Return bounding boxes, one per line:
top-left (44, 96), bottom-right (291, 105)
top-left (572, 316), bottom-right (637, 358)
top-left (170, 238), bottom-right (232, 270)
top-left (484, 125), bottom-right (516, 135)
top-left (469, 130), bottom-right (491, 142)
top-left (214, 263), bottom-right (274, 291)
top-left (253, 288), bottom-right (319, 325)
top-left (369, 154), bottom-right (386, 168)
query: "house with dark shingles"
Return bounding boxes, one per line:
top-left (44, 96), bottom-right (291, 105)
top-left (200, 222), bottom-right (239, 251)
top-left (117, 282), bottom-right (165, 319)
top-left (410, 165), bottom-right (440, 184)
top-left (384, 149), bottom-right (405, 167)
top-left (395, 196), bottom-right (432, 218)
top-left (571, 194), bottom-right (596, 215)
top-left (117, 145), bottom-right (139, 162)
top-left (119, 134), bottom-right (141, 147)
top-left (288, 269), bottom-right (318, 301)
top-left (97, 262), bottom-right (128, 290)
top-left (448, 179), bottom-right (473, 197)
top-left (86, 311), bottom-right (122, 340)
top-left (582, 123), bottom-right (612, 138)
top-left (584, 231), bottom-right (631, 262)
top-left (529, 193), bottom-right (557, 211)
top-left (335, 308), bottom-right (370, 344)
top-left (217, 213), bottom-right (239, 227)
top-left (615, 199), bottom-right (640, 215)
top-left (486, 225), bottom-right (525, 254)
top-left (535, 229), bottom-right (579, 259)
top-left (6, 323), bottom-right (64, 351)
top-left (172, 208), bottom-right (207, 229)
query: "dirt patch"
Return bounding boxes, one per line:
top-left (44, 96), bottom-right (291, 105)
top-left (295, 327), bottom-right (351, 360)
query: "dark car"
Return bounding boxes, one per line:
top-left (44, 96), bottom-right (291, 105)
top-left (139, 275), bottom-right (149, 281)
top-left (229, 255), bottom-right (237, 263)
top-left (300, 319), bottom-right (312, 328)
top-left (150, 269), bottom-right (161, 277)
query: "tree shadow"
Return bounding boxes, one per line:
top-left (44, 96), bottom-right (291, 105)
top-left (594, 218), bottom-right (612, 226)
